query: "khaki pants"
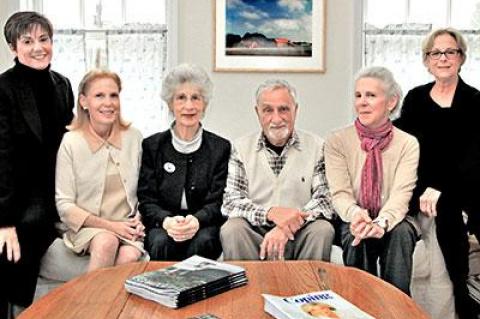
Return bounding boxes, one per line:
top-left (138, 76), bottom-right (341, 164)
top-left (220, 217), bottom-right (334, 261)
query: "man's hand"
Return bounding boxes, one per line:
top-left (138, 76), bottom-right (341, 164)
top-left (0, 226), bottom-right (21, 263)
top-left (259, 226), bottom-right (289, 260)
top-left (266, 207), bottom-right (309, 239)
top-left (419, 187), bottom-right (441, 217)
top-left (162, 215), bottom-right (200, 242)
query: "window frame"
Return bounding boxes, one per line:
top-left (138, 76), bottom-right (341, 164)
top-left (19, 0), bottom-right (178, 70)
top-left (358, 0), bottom-right (480, 96)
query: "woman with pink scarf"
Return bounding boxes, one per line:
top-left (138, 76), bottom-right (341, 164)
top-left (324, 66), bottom-right (419, 295)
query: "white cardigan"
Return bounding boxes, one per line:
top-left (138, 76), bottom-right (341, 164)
top-left (55, 126), bottom-right (142, 232)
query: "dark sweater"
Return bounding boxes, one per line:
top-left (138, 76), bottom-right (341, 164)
top-left (394, 77), bottom-right (479, 213)
top-left (0, 58), bottom-right (74, 305)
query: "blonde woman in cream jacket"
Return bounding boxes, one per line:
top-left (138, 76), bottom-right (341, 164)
top-left (56, 69), bottom-right (145, 271)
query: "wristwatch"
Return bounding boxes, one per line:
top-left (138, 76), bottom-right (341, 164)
top-left (373, 217), bottom-right (389, 231)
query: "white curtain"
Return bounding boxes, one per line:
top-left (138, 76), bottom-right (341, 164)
top-left (364, 28), bottom-right (480, 98)
top-left (51, 28), bottom-right (169, 137)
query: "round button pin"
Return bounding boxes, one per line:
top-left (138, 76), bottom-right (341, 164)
top-left (163, 162), bottom-right (175, 173)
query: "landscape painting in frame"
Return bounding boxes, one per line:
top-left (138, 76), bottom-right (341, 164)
top-left (215, 0), bottom-right (326, 72)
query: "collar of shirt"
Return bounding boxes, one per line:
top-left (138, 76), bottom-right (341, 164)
top-left (256, 130), bottom-right (301, 155)
top-left (170, 121), bottom-right (203, 154)
top-left (81, 122), bottom-right (122, 153)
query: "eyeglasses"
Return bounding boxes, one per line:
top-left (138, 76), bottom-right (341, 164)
top-left (173, 93), bottom-right (204, 104)
top-left (427, 48), bottom-right (461, 60)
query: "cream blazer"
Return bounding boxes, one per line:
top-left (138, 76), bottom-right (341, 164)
top-left (324, 125), bottom-right (419, 231)
top-left (55, 126), bottom-right (142, 232)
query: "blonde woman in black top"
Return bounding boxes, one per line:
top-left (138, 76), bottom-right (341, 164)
top-left (395, 27), bottom-right (479, 319)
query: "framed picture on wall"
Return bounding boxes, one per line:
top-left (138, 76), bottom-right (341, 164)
top-left (214, 0), bottom-right (326, 73)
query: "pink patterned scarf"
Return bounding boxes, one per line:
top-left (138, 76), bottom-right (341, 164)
top-left (354, 118), bottom-right (393, 218)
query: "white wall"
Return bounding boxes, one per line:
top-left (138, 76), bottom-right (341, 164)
top-left (177, 0), bottom-right (358, 140)
top-left (0, 1), bottom-right (19, 71)
top-left (0, 0), bottom-right (359, 140)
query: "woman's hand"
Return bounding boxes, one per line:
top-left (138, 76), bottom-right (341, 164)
top-left (84, 214), bottom-right (143, 241)
top-left (162, 215), bottom-right (200, 242)
top-left (349, 209), bottom-right (385, 246)
top-left (259, 226), bottom-right (289, 260)
top-left (0, 227), bottom-right (21, 262)
top-left (129, 213), bottom-right (145, 241)
top-left (108, 220), bottom-right (139, 241)
top-left (419, 187), bottom-right (441, 217)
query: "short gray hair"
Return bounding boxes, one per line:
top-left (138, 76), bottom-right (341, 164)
top-left (161, 64), bottom-right (213, 107)
top-left (255, 79), bottom-right (298, 106)
top-left (355, 66), bottom-right (402, 111)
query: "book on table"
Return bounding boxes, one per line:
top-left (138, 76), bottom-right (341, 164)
top-left (124, 255), bottom-right (248, 308)
top-left (468, 274), bottom-right (480, 304)
top-left (262, 290), bottom-right (375, 319)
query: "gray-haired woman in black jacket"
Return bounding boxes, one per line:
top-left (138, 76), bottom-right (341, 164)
top-left (138, 64), bottom-right (230, 261)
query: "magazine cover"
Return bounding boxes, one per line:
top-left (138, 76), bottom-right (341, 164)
top-left (262, 290), bottom-right (375, 319)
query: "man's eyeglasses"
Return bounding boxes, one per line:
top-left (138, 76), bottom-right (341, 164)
top-left (427, 48), bottom-right (461, 60)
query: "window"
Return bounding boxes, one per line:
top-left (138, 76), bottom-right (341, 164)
top-left (362, 0), bottom-right (480, 95)
top-left (21, 0), bottom-right (176, 137)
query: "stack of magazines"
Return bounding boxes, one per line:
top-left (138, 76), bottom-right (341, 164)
top-left (263, 290), bottom-right (375, 319)
top-left (124, 255), bottom-right (248, 308)
top-left (468, 274), bottom-right (480, 304)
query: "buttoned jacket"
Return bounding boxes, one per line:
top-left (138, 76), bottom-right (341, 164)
top-left (55, 126), bottom-right (143, 232)
top-left (138, 129), bottom-right (231, 230)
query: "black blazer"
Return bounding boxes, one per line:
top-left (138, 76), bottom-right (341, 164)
top-left (0, 62), bottom-right (73, 305)
top-left (0, 64), bottom-right (74, 229)
top-left (138, 129), bottom-right (231, 230)
top-left (394, 77), bottom-right (479, 213)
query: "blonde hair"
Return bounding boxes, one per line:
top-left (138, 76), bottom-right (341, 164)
top-left (422, 27), bottom-right (467, 68)
top-left (67, 69), bottom-right (130, 131)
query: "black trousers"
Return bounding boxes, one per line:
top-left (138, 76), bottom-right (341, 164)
top-left (435, 194), bottom-right (478, 319)
top-left (339, 220), bottom-right (417, 295)
top-left (0, 226), bottom-right (54, 319)
top-left (145, 225), bottom-right (222, 261)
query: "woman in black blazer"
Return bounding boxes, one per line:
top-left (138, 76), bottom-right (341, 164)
top-left (138, 64), bottom-right (230, 261)
top-left (0, 12), bottom-right (74, 317)
top-left (395, 28), bottom-right (479, 319)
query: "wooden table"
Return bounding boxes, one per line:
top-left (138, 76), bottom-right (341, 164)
top-left (19, 261), bottom-right (429, 319)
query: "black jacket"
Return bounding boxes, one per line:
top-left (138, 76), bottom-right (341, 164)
top-left (394, 77), bottom-right (479, 213)
top-left (0, 61), bottom-right (74, 305)
top-left (138, 129), bottom-right (231, 230)
top-left (0, 62), bottom-right (74, 228)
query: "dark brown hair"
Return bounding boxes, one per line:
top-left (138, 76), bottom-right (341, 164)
top-left (4, 11), bottom-right (53, 50)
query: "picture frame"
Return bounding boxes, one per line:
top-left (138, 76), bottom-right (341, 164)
top-left (214, 0), bottom-right (326, 73)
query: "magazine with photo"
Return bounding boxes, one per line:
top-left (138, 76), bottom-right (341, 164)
top-left (263, 290), bottom-right (375, 319)
top-left (125, 255), bottom-right (248, 308)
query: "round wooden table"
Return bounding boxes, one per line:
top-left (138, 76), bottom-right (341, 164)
top-left (19, 260), bottom-right (430, 319)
